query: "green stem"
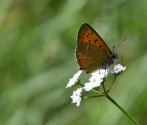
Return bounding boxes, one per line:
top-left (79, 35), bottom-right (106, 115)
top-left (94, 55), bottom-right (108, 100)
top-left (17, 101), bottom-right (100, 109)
top-left (96, 87), bottom-right (104, 94)
top-left (84, 95), bottom-right (104, 99)
top-left (79, 83), bottom-right (84, 87)
top-left (106, 95), bottom-right (140, 125)
top-left (92, 88), bottom-right (101, 94)
top-left (107, 75), bottom-right (117, 93)
top-left (102, 82), bottom-right (106, 93)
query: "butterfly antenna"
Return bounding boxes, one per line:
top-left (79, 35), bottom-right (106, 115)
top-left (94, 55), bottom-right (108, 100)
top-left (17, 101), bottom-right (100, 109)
top-left (113, 38), bottom-right (126, 52)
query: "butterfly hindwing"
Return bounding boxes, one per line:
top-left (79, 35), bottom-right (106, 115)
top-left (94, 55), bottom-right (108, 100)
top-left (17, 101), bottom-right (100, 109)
top-left (76, 43), bottom-right (108, 73)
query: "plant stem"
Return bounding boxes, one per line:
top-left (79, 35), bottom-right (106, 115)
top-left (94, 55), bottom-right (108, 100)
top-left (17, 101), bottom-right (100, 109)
top-left (96, 87), bottom-right (104, 94)
top-left (84, 95), bottom-right (104, 99)
top-left (79, 83), bottom-right (84, 87)
top-left (102, 82), bottom-right (106, 93)
top-left (106, 95), bottom-right (140, 125)
top-left (107, 75), bottom-right (117, 93)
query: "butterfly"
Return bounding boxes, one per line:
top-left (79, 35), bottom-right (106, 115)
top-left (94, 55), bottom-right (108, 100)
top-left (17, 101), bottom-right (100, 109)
top-left (75, 23), bottom-right (118, 74)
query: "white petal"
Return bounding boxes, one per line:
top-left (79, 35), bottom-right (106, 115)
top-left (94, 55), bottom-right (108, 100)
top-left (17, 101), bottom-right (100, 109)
top-left (70, 88), bottom-right (82, 106)
top-left (83, 78), bottom-right (102, 91)
top-left (83, 82), bottom-right (94, 91)
top-left (108, 64), bottom-right (126, 74)
top-left (83, 69), bottom-right (107, 91)
top-left (90, 69), bottom-right (107, 82)
top-left (66, 70), bottom-right (82, 88)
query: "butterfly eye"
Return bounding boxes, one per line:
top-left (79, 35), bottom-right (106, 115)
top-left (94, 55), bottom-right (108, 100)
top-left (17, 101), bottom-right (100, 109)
top-left (112, 54), bottom-right (116, 58)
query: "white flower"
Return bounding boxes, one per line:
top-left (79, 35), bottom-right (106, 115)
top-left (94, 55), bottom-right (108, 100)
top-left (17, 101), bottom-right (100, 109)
top-left (108, 64), bottom-right (126, 74)
top-left (90, 69), bottom-right (108, 81)
top-left (70, 88), bottom-right (83, 106)
top-left (83, 64), bottom-right (126, 91)
top-left (66, 70), bottom-right (82, 88)
top-left (83, 69), bottom-right (107, 91)
top-left (83, 80), bottom-right (102, 91)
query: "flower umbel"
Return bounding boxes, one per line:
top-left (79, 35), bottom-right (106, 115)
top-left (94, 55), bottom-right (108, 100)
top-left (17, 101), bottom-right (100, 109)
top-left (83, 69), bottom-right (107, 91)
top-left (108, 64), bottom-right (126, 74)
top-left (66, 70), bottom-right (82, 88)
top-left (67, 64), bottom-right (127, 106)
top-left (70, 88), bottom-right (83, 106)
top-left (66, 60), bottom-right (139, 123)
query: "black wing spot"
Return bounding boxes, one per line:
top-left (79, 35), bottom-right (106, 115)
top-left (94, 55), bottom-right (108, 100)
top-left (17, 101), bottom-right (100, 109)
top-left (87, 36), bottom-right (89, 38)
top-left (91, 32), bottom-right (93, 35)
top-left (99, 45), bottom-right (101, 47)
top-left (88, 34), bottom-right (90, 35)
top-left (84, 55), bottom-right (87, 57)
top-left (78, 59), bottom-right (81, 61)
top-left (94, 39), bottom-right (97, 43)
top-left (89, 40), bottom-right (91, 42)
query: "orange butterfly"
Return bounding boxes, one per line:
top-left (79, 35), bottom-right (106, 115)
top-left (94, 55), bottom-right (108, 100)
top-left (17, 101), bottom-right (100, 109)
top-left (75, 23), bottom-right (118, 74)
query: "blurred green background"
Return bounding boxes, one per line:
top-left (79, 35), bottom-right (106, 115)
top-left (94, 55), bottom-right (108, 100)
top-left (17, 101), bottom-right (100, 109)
top-left (0, 0), bottom-right (147, 125)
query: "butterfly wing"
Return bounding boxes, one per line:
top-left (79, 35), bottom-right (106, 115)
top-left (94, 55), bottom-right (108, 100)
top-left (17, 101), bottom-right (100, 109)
top-left (76, 43), bottom-right (108, 73)
top-left (75, 23), bottom-right (112, 73)
top-left (77, 23), bottom-right (111, 56)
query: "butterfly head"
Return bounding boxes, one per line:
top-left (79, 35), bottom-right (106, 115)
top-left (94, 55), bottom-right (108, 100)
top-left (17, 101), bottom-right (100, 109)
top-left (112, 46), bottom-right (118, 62)
top-left (101, 53), bottom-right (118, 69)
top-left (111, 53), bottom-right (118, 60)
top-left (111, 53), bottom-right (118, 65)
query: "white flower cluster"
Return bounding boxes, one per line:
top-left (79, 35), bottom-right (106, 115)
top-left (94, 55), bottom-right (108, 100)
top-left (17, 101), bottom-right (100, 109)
top-left (108, 64), bottom-right (126, 74)
top-left (67, 64), bottom-right (126, 106)
top-left (66, 70), bottom-right (82, 88)
top-left (70, 88), bottom-right (83, 106)
top-left (83, 69), bottom-right (107, 91)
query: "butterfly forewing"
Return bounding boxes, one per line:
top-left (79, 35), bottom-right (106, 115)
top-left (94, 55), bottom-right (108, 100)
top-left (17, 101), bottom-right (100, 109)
top-left (76, 23), bottom-right (112, 73)
top-left (77, 23), bottom-right (111, 58)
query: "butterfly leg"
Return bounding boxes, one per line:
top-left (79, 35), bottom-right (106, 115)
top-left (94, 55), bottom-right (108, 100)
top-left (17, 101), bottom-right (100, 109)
top-left (105, 68), bottom-right (107, 74)
top-left (120, 57), bottom-right (123, 65)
